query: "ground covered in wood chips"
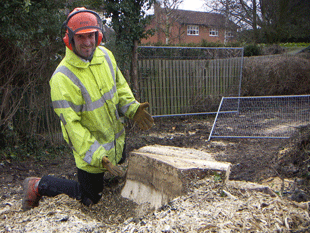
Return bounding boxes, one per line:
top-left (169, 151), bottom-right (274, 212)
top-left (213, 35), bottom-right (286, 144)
top-left (1, 116), bottom-right (310, 232)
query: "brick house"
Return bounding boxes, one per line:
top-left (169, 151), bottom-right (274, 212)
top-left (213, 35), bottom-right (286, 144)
top-left (141, 6), bottom-right (238, 45)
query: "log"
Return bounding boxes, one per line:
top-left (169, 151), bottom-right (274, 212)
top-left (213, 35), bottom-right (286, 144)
top-left (121, 145), bottom-right (231, 209)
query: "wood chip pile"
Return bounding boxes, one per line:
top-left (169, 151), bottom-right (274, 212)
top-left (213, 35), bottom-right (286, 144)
top-left (110, 179), bottom-right (310, 232)
top-left (1, 178), bottom-right (309, 232)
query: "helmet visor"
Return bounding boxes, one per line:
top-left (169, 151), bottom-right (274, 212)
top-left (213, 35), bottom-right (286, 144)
top-left (75, 28), bottom-right (98, 35)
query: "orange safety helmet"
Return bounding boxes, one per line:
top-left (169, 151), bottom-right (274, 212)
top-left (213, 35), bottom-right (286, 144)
top-left (62, 7), bottom-right (104, 50)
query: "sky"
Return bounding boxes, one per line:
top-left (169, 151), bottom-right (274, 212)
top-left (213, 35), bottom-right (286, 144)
top-left (145, 0), bottom-right (209, 15)
top-left (178, 0), bottom-right (207, 12)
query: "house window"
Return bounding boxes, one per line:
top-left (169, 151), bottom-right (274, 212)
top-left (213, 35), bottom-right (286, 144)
top-left (209, 28), bottom-right (218, 36)
top-left (187, 25), bottom-right (199, 35)
top-left (225, 31), bottom-right (233, 37)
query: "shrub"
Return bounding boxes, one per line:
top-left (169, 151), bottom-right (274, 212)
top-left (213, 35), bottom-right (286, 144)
top-left (200, 40), bottom-right (224, 47)
top-left (261, 44), bottom-right (286, 55)
top-left (244, 44), bottom-right (261, 56)
top-left (242, 55), bottom-right (310, 96)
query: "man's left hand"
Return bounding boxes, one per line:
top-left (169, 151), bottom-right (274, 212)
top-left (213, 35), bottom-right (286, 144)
top-left (133, 102), bottom-right (154, 130)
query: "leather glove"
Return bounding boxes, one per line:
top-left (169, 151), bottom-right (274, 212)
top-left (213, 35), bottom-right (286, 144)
top-left (133, 102), bottom-right (154, 130)
top-left (102, 156), bottom-right (124, 177)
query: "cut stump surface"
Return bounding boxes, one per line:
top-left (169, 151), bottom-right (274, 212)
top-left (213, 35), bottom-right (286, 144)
top-left (121, 145), bottom-right (231, 209)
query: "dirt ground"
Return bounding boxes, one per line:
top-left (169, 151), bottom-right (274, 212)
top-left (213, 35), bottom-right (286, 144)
top-left (1, 116), bottom-right (310, 232)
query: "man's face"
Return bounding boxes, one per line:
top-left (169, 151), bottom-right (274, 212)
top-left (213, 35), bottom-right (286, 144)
top-left (73, 32), bottom-right (96, 59)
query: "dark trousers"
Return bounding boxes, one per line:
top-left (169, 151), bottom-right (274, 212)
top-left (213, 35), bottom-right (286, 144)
top-left (38, 169), bottom-right (104, 206)
top-left (38, 145), bottom-right (126, 206)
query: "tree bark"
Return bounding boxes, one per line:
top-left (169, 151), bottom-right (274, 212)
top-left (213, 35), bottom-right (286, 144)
top-left (252, 0), bottom-right (258, 44)
top-left (131, 39), bottom-right (140, 100)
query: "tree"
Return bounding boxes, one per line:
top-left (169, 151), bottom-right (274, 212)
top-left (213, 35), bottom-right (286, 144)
top-left (206, 0), bottom-right (260, 42)
top-left (0, 0), bottom-right (67, 134)
top-left (103, 0), bottom-right (155, 99)
top-left (257, 0), bottom-right (310, 43)
top-left (206, 0), bottom-right (310, 43)
top-left (154, 0), bottom-right (184, 44)
top-left (0, 0), bottom-right (66, 53)
top-left (0, 0), bottom-right (65, 145)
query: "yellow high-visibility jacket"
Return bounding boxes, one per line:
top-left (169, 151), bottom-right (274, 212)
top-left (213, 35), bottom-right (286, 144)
top-left (50, 46), bottom-right (139, 173)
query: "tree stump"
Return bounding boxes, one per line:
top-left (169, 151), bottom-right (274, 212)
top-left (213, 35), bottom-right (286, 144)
top-left (121, 145), bottom-right (231, 209)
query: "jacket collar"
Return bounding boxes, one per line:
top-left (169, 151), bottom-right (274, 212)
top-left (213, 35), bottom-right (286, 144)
top-left (65, 47), bottom-right (106, 68)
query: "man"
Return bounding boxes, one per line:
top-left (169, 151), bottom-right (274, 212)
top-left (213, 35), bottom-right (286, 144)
top-left (22, 7), bottom-right (154, 210)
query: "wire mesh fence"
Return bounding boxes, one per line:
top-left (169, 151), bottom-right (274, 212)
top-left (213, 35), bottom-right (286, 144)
top-left (137, 46), bottom-right (244, 117)
top-left (208, 95), bottom-right (310, 140)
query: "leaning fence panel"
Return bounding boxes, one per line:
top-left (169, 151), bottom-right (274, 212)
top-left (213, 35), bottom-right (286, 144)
top-left (138, 46), bottom-right (244, 117)
top-left (208, 95), bottom-right (310, 140)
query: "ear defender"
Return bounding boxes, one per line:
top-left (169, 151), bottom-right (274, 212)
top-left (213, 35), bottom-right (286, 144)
top-left (62, 8), bottom-right (104, 50)
top-left (97, 31), bottom-right (103, 46)
top-left (62, 29), bottom-right (73, 50)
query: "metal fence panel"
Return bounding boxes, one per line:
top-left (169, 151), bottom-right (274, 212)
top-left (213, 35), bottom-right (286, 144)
top-left (138, 46), bottom-right (244, 117)
top-left (208, 95), bottom-right (310, 140)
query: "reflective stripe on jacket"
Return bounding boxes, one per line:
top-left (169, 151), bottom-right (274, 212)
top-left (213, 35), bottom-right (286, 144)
top-left (50, 46), bottom-right (139, 173)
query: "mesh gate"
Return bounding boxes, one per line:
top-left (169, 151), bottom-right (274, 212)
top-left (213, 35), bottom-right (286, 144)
top-left (208, 95), bottom-right (310, 140)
